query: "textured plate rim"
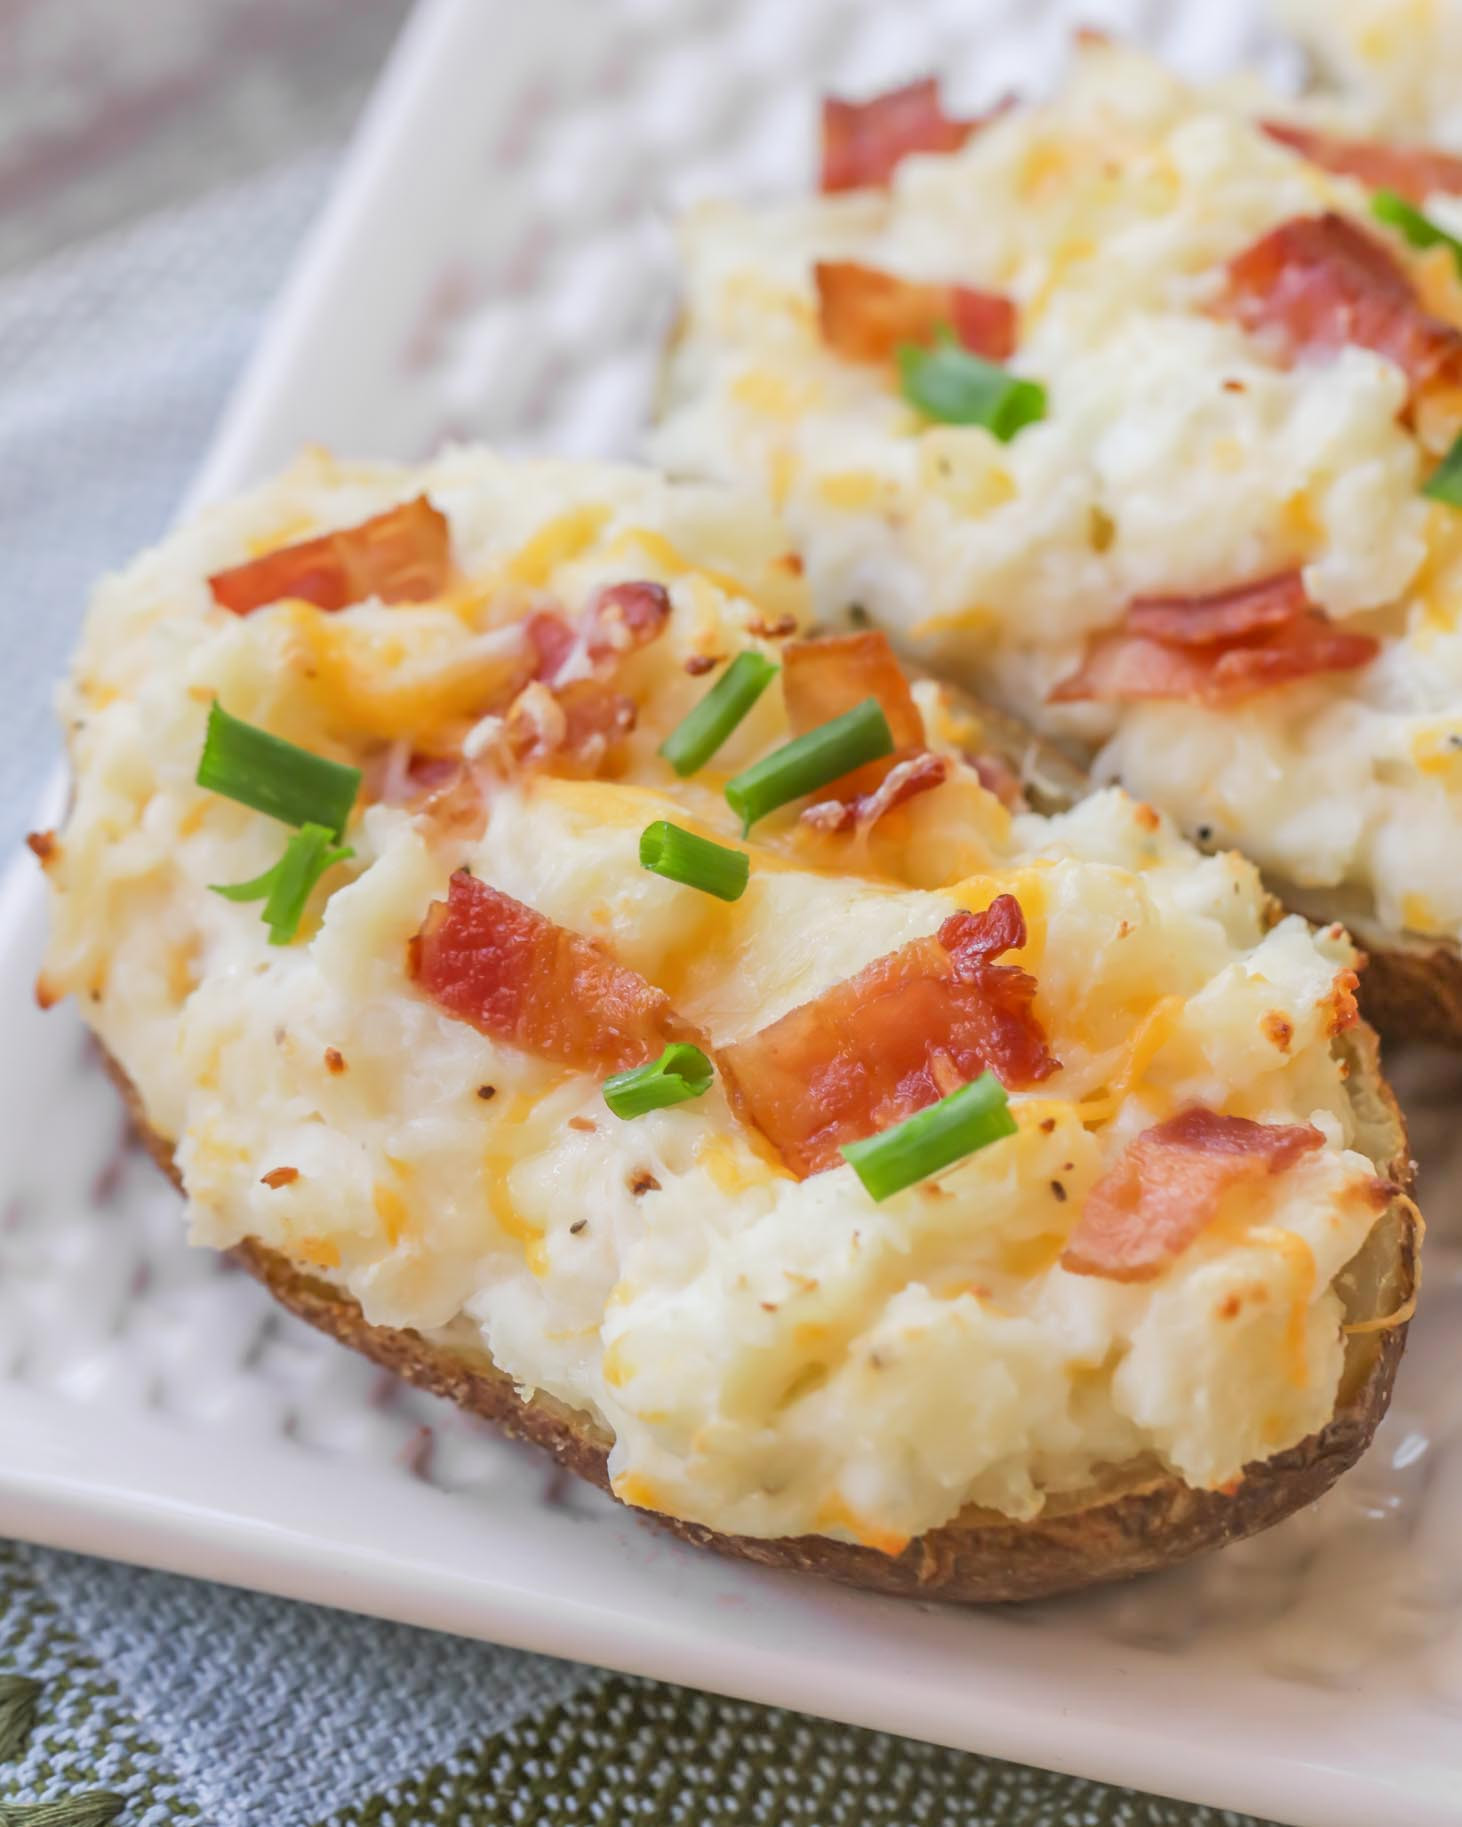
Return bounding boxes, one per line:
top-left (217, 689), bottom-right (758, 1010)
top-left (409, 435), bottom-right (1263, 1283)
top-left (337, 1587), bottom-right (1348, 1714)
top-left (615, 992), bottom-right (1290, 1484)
top-left (1, 4), bottom-right (1457, 1823)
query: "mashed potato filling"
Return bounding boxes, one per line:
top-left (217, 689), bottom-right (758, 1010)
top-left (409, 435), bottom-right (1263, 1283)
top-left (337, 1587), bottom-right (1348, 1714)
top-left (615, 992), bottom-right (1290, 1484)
top-left (43, 449), bottom-right (1388, 1546)
top-left (653, 40), bottom-right (1462, 942)
top-left (1275, 0), bottom-right (1462, 151)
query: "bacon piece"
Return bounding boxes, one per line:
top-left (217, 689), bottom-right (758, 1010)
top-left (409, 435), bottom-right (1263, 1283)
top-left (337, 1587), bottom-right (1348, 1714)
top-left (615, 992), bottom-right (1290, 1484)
top-left (815, 261), bottom-right (1017, 364)
top-left (721, 894), bottom-right (1057, 1178)
top-left (1050, 569), bottom-right (1379, 706)
top-left (411, 872), bottom-right (688, 1074)
top-left (821, 77), bottom-right (980, 192)
top-left (1061, 1108), bottom-right (1324, 1282)
top-left (1223, 211), bottom-right (1462, 400)
top-left (526, 580), bottom-right (671, 687)
top-left (507, 579), bottom-right (668, 773)
top-left (782, 629), bottom-right (927, 802)
top-left (1261, 120), bottom-right (1462, 206)
top-left (967, 752), bottom-right (1025, 810)
top-left (950, 286), bottom-right (1018, 362)
top-left (208, 497), bottom-right (451, 616)
top-left (783, 630), bottom-right (924, 746)
top-left (506, 678), bottom-right (637, 775)
top-left (1124, 569), bottom-right (1310, 645)
top-left (801, 751), bottom-right (949, 833)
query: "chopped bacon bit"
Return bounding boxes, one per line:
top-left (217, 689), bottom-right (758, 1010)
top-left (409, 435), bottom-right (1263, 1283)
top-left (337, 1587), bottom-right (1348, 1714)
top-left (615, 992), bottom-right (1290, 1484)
top-left (524, 611), bottom-right (577, 683)
top-left (1061, 1108), bottom-right (1324, 1282)
top-left (784, 630), bottom-right (923, 749)
top-left (1125, 570), bottom-right (1310, 646)
top-left (821, 77), bottom-right (981, 191)
top-left (721, 893), bottom-right (1057, 1178)
top-left (967, 752), bottom-right (1025, 810)
top-left (34, 973), bottom-right (61, 1011)
top-left (410, 871), bottom-right (690, 1074)
top-left (25, 829), bottom-right (57, 865)
top-left (261, 1166), bottom-right (300, 1189)
top-left (815, 261), bottom-right (1017, 364)
top-left (802, 751), bottom-right (948, 833)
top-left (1051, 618), bottom-right (1378, 705)
top-left (324, 1047), bottom-right (348, 1075)
top-left (208, 497), bottom-right (451, 616)
top-left (502, 580), bottom-right (667, 774)
top-left (950, 286), bottom-right (1018, 362)
top-left (1262, 1011), bottom-right (1294, 1054)
top-left (783, 630), bottom-right (926, 801)
top-left (1261, 120), bottom-right (1462, 206)
top-left (524, 579), bottom-right (670, 688)
top-left (684, 653), bottom-right (720, 676)
top-left (507, 678), bottom-right (636, 776)
top-left (1222, 211), bottom-right (1462, 401)
top-left (1050, 569), bottom-right (1378, 706)
top-left (399, 752), bottom-right (466, 800)
top-left (590, 580), bottom-right (673, 658)
top-left (368, 747), bottom-right (490, 838)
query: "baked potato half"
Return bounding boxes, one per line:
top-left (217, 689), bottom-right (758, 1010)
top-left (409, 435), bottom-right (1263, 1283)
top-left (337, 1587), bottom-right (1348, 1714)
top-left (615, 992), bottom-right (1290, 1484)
top-left (649, 38), bottom-right (1462, 1045)
top-left (38, 448), bottom-right (1420, 1604)
top-left (106, 930), bottom-right (1417, 1606)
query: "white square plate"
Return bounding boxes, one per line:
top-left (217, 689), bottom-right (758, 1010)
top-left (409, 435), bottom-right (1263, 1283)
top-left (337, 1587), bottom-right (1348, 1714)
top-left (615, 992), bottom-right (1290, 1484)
top-left (3, 3), bottom-right (1462, 1822)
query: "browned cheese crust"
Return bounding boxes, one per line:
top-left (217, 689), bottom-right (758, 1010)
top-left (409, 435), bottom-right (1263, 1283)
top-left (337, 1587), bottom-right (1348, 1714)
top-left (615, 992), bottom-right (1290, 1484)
top-left (101, 1009), bottom-right (1418, 1606)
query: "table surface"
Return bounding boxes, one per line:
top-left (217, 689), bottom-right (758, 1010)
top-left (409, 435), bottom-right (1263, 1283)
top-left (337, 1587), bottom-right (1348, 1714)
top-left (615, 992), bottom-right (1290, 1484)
top-left (0, 4), bottom-right (1280, 1823)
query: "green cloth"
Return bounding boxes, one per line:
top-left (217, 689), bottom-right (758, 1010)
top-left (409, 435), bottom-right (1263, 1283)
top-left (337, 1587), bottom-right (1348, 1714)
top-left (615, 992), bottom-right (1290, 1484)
top-left (0, 1540), bottom-right (1274, 1827)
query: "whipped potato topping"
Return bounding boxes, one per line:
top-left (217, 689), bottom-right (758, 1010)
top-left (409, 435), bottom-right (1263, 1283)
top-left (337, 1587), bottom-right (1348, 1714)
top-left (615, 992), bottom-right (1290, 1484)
top-left (41, 447), bottom-right (1388, 1548)
top-left (653, 40), bottom-right (1462, 943)
top-left (1275, 0), bottom-right (1462, 149)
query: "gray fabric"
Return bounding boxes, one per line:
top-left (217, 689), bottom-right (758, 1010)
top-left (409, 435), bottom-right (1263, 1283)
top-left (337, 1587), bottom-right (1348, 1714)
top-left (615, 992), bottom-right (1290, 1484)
top-left (0, 153), bottom-right (332, 861)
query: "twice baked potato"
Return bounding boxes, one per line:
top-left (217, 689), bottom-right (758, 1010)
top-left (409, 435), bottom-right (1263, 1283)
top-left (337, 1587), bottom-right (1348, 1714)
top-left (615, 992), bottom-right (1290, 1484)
top-left (36, 448), bottom-right (1419, 1602)
top-left (651, 37), bottom-right (1462, 1042)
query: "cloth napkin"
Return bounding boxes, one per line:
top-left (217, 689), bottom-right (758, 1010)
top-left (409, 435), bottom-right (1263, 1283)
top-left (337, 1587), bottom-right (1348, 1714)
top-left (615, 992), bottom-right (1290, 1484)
top-left (0, 144), bottom-right (1275, 1827)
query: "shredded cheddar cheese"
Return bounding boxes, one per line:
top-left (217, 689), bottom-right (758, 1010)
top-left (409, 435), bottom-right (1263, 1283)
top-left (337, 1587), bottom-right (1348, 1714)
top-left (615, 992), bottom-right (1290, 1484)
top-left (1248, 1226), bottom-right (1318, 1389)
top-left (505, 504), bottom-right (612, 588)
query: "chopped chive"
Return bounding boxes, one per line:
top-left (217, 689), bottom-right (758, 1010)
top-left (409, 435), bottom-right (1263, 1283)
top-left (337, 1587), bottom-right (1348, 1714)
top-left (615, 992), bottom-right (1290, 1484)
top-left (898, 337), bottom-right (1046, 440)
top-left (1424, 431), bottom-right (1462, 506)
top-left (725, 697), bottom-right (893, 833)
top-left (659, 651), bottom-right (778, 777)
top-left (196, 701), bottom-right (360, 837)
top-left (212, 823), bottom-right (354, 944)
top-left (640, 821), bottom-right (750, 901)
top-left (841, 1072), bottom-right (1016, 1202)
top-left (1371, 187), bottom-right (1462, 274)
top-left (603, 1042), bottom-right (715, 1119)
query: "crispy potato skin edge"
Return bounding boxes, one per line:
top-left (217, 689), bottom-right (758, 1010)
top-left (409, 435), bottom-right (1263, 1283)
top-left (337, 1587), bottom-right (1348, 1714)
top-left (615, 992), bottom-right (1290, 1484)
top-left (1356, 934), bottom-right (1462, 1048)
top-left (101, 1017), bottom-right (1417, 1606)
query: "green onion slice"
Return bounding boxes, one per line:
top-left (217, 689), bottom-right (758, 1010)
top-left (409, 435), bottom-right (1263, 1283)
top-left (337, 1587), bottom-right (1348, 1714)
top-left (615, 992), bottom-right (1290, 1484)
top-left (212, 822), bottom-right (354, 945)
top-left (659, 651), bottom-right (778, 777)
top-left (841, 1071), bottom-right (1016, 1202)
top-left (1424, 431), bottom-right (1462, 506)
top-left (725, 697), bottom-right (893, 833)
top-left (197, 701), bottom-right (361, 837)
top-left (897, 337), bottom-right (1046, 440)
top-left (603, 1043), bottom-right (715, 1119)
top-left (639, 821), bottom-right (750, 901)
top-left (1371, 187), bottom-right (1462, 273)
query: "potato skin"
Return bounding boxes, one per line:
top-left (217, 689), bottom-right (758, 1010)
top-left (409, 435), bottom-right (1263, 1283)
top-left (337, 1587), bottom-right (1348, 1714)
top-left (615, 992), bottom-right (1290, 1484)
top-left (1339, 926), bottom-right (1462, 1048)
top-left (104, 1019), bottom-right (1418, 1605)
